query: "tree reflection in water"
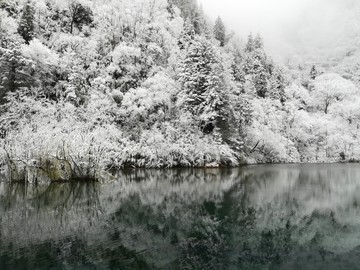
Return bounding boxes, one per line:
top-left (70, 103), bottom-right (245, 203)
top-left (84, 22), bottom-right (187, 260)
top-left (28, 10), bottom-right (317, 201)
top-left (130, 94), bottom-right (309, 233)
top-left (1, 164), bottom-right (360, 269)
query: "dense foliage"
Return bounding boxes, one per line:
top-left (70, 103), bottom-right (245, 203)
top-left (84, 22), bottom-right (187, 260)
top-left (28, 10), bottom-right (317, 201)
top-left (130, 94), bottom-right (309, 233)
top-left (0, 0), bottom-right (359, 181)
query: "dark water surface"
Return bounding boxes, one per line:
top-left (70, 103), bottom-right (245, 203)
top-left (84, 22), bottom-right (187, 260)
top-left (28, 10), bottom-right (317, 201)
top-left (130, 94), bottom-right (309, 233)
top-left (1, 164), bottom-right (360, 270)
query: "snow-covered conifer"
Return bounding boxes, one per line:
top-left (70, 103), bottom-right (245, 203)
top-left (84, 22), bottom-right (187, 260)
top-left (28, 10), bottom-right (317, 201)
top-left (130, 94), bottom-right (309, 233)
top-left (213, 16), bottom-right (226, 47)
top-left (17, 0), bottom-right (35, 44)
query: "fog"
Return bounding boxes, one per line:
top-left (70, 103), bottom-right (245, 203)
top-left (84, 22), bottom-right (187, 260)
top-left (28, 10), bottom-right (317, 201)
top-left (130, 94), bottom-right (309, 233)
top-left (200, 0), bottom-right (360, 61)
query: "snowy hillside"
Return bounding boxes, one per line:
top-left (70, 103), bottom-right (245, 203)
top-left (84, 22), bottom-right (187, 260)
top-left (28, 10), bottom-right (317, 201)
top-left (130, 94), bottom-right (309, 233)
top-left (0, 0), bottom-right (359, 182)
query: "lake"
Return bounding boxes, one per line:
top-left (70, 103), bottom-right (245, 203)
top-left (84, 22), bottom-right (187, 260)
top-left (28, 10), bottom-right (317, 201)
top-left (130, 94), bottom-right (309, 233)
top-left (1, 164), bottom-right (360, 270)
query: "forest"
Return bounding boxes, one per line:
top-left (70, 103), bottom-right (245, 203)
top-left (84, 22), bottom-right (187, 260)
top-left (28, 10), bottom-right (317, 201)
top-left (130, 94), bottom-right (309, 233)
top-left (0, 0), bottom-right (360, 182)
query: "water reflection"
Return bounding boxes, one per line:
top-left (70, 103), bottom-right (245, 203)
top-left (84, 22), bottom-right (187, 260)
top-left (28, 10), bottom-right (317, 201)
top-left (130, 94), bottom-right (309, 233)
top-left (1, 164), bottom-right (360, 269)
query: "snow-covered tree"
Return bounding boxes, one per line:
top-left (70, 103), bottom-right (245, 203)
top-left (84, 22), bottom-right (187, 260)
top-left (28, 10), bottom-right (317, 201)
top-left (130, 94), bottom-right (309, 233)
top-left (233, 94), bottom-right (253, 134)
top-left (268, 65), bottom-right (286, 103)
top-left (179, 36), bottom-right (233, 137)
top-left (17, 0), bottom-right (35, 44)
top-left (242, 47), bottom-right (269, 98)
top-left (213, 16), bottom-right (226, 47)
top-left (0, 46), bottom-right (35, 102)
top-left (178, 18), bottom-right (195, 50)
top-left (253, 61), bottom-right (268, 98)
top-left (0, 10), bottom-right (20, 48)
top-left (240, 34), bottom-right (287, 101)
top-left (310, 65), bottom-right (318, 80)
top-left (21, 39), bottom-right (59, 93)
top-left (245, 33), bottom-right (254, 53)
top-left (310, 73), bottom-right (358, 114)
top-left (253, 33), bottom-right (264, 50)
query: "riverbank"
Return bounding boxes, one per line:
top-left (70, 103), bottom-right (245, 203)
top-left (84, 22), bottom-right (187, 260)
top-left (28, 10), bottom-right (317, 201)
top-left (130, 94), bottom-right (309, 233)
top-left (1, 144), bottom-right (358, 183)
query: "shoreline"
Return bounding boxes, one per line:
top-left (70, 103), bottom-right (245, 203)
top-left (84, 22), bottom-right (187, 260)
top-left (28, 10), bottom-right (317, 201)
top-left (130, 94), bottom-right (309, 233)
top-left (1, 158), bottom-right (359, 183)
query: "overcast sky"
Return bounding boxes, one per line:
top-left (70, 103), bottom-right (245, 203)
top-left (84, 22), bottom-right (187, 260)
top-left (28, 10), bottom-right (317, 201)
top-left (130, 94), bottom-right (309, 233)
top-left (199, 0), bottom-right (359, 61)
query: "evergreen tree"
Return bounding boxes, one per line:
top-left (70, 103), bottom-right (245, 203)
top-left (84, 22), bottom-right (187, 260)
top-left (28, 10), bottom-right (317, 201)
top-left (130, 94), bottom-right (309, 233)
top-left (192, 9), bottom-right (203, 35)
top-left (0, 46), bottom-right (35, 102)
top-left (234, 95), bottom-right (253, 134)
top-left (196, 3), bottom-right (207, 32)
top-left (231, 62), bottom-right (246, 91)
top-left (253, 33), bottom-right (264, 50)
top-left (227, 38), bottom-right (245, 91)
top-left (310, 65), bottom-right (318, 80)
top-left (17, 0), bottom-right (35, 44)
top-left (253, 60), bottom-right (268, 98)
top-left (242, 34), bottom-right (277, 99)
top-left (268, 66), bottom-right (286, 103)
top-left (245, 33), bottom-right (254, 53)
top-left (178, 18), bottom-right (195, 50)
top-left (213, 16), bottom-right (226, 47)
top-left (179, 36), bottom-right (233, 137)
top-left (242, 47), bottom-right (267, 74)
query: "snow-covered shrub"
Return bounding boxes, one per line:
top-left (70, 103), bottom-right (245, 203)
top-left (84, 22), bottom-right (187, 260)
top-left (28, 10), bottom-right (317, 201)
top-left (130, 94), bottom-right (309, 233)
top-left (119, 121), bottom-right (238, 168)
top-left (0, 90), bottom-right (122, 181)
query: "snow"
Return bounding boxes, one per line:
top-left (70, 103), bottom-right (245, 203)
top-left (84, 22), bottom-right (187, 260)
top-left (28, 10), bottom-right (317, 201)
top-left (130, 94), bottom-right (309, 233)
top-left (1, 0), bottom-right (360, 182)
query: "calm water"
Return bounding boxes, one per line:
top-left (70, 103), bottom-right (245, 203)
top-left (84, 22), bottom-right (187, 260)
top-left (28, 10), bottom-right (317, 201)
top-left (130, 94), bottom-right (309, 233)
top-left (1, 164), bottom-right (360, 270)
